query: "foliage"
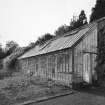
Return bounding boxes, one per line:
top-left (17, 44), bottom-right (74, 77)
top-left (23, 42), bottom-right (36, 52)
top-left (0, 76), bottom-right (60, 104)
top-left (6, 75), bottom-right (30, 91)
top-left (90, 0), bottom-right (105, 22)
top-left (17, 33), bottom-right (54, 58)
top-left (3, 47), bottom-right (25, 71)
top-left (95, 27), bottom-right (105, 83)
top-left (55, 10), bottom-right (87, 36)
top-left (0, 44), bottom-right (5, 59)
top-left (54, 25), bottom-right (70, 36)
top-left (79, 10), bottom-right (87, 25)
top-left (35, 33), bottom-right (54, 45)
top-left (0, 75), bottom-right (31, 103)
top-left (0, 70), bottom-right (11, 79)
top-left (2, 76), bottom-right (45, 102)
top-left (70, 10), bottom-right (87, 30)
top-left (5, 41), bottom-right (19, 56)
top-left (0, 44), bottom-right (6, 69)
top-left (0, 41), bottom-right (19, 71)
top-left (0, 90), bottom-right (13, 105)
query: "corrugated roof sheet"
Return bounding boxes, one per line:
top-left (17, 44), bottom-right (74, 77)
top-left (18, 23), bottom-right (96, 59)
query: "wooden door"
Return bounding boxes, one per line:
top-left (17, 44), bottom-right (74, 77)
top-left (83, 53), bottom-right (92, 83)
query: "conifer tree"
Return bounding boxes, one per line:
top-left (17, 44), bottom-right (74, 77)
top-left (90, 0), bottom-right (105, 22)
top-left (70, 10), bottom-right (87, 30)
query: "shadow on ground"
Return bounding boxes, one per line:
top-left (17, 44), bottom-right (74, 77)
top-left (75, 85), bottom-right (105, 97)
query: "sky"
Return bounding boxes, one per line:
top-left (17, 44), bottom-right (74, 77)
top-left (0, 0), bottom-right (96, 47)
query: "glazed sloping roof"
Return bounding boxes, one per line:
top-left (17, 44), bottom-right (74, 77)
top-left (18, 22), bottom-right (96, 59)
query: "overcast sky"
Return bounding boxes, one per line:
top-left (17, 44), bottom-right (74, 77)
top-left (0, 0), bottom-right (96, 47)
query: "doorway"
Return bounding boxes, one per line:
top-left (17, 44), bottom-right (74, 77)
top-left (83, 53), bottom-right (92, 83)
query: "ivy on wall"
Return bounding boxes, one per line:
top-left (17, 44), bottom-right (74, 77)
top-left (96, 26), bottom-right (105, 83)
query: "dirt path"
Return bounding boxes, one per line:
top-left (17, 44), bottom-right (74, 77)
top-left (31, 87), bottom-right (105, 105)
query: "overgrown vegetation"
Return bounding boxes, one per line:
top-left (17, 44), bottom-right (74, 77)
top-left (0, 41), bottom-right (19, 71)
top-left (95, 27), bottom-right (105, 85)
top-left (90, 0), bottom-right (105, 22)
top-left (89, 0), bottom-right (105, 85)
top-left (0, 74), bottom-right (69, 104)
top-left (35, 33), bottom-right (54, 45)
top-left (55, 10), bottom-right (87, 36)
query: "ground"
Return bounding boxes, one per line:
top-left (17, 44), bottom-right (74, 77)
top-left (0, 74), bottom-right (105, 105)
top-left (0, 74), bottom-right (71, 105)
top-left (33, 87), bottom-right (105, 105)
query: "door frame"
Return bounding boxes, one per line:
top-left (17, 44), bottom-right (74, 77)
top-left (83, 53), bottom-right (92, 83)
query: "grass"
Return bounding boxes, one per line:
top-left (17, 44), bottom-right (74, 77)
top-left (1, 73), bottom-right (105, 105)
top-left (0, 74), bottom-right (70, 105)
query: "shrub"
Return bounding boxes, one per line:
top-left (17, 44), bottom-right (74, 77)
top-left (3, 75), bottom-right (50, 102)
top-left (0, 90), bottom-right (13, 105)
top-left (6, 76), bottom-right (30, 90)
top-left (2, 75), bottom-right (31, 99)
top-left (0, 70), bottom-right (11, 79)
